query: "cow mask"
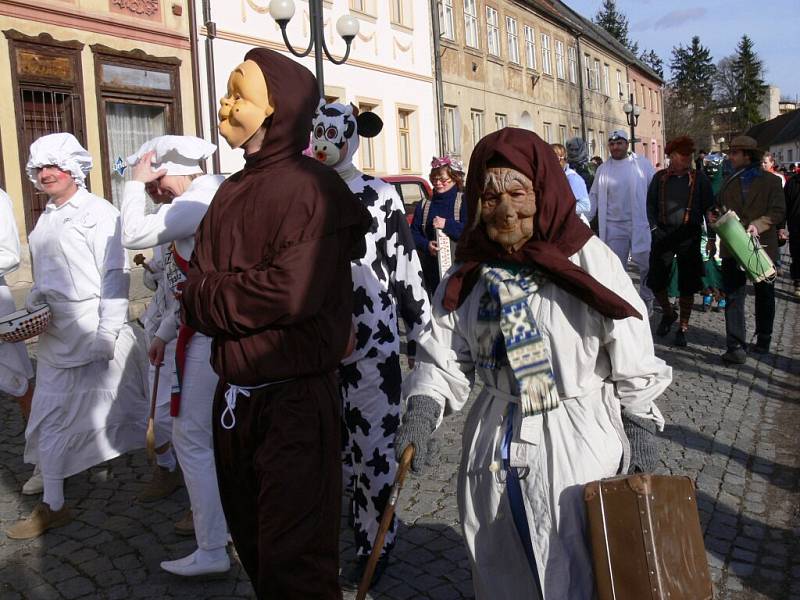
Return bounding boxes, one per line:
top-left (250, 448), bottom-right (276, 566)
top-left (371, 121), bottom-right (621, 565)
top-left (311, 101), bottom-right (383, 171)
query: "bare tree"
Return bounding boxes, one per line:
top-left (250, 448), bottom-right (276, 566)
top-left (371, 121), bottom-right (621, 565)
top-left (713, 55), bottom-right (738, 108)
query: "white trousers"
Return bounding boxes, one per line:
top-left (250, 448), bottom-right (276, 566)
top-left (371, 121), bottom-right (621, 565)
top-left (172, 334), bottom-right (228, 550)
top-left (148, 339), bottom-right (176, 448)
top-left (604, 221), bottom-right (653, 303)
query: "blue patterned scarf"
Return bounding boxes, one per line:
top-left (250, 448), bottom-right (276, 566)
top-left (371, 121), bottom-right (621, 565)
top-left (479, 265), bottom-right (560, 416)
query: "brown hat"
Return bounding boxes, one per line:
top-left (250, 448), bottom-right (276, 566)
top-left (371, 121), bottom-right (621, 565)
top-left (665, 135), bottom-right (695, 156)
top-left (728, 136), bottom-right (759, 151)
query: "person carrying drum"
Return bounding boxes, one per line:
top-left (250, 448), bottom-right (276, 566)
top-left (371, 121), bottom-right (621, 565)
top-left (713, 136), bottom-right (785, 363)
top-left (646, 136), bottom-right (715, 347)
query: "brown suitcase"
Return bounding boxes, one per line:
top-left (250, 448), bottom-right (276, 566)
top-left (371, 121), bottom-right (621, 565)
top-left (584, 474), bottom-right (713, 600)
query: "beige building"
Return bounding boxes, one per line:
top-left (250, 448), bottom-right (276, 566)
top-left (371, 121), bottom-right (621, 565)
top-left (0, 0), bottom-right (198, 304)
top-left (436, 0), bottom-right (663, 166)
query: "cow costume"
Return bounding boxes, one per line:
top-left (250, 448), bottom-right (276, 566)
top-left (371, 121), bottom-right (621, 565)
top-left (311, 101), bottom-right (431, 581)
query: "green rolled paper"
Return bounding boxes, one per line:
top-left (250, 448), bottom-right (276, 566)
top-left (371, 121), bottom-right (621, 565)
top-left (713, 211), bottom-right (775, 283)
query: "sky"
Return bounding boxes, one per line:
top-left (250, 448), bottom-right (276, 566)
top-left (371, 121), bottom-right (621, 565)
top-left (564, 0), bottom-right (800, 100)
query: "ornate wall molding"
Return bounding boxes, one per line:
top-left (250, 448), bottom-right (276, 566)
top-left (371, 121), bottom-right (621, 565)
top-left (110, 0), bottom-right (162, 21)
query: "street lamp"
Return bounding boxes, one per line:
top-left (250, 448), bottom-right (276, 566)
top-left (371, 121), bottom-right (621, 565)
top-left (622, 93), bottom-right (641, 152)
top-left (269, 0), bottom-right (359, 97)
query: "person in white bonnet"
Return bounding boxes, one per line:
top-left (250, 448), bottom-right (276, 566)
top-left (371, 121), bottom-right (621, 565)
top-left (121, 134), bottom-right (230, 576)
top-left (7, 133), bottom-right (148, 540)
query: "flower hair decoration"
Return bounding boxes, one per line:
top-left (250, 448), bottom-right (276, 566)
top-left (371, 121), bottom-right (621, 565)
top-left (431, 154), bottom-right (464, 173)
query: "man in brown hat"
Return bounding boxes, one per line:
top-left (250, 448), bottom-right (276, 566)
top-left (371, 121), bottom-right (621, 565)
top-left (713, 136), bottom-right (785, 363)
top-left (646, 136), bottom-right (714, 346)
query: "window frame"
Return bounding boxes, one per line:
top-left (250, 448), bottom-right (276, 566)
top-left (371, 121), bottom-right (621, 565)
top-left (568, 45), bottom-right (577, 83)
top-left (542, 122), bottom-right (552, 143)
top-left (555, 40), bottom-right (565, 80)
top-left (443, 104), bottom-right (458, 156)
top-left (524, 25), bottom-right (536, 70)
top-left (486, 6), bottom-right (500, 57)
top-left (506, 16), bottom-right (520, 65)
top-left (603, 64), bottom-right (610, 96)
top-left (559, 124), bottom-right (567, 145)
top-left (471, 109), bottom-right (484, 148)
top-left (440, 0), bottom-right (455, 41)
top-left (463, 0), bottom-right (479, 49)
top-left (397, 108), bottom-right (415, 172)
top-left (540, 33), bottom-right (552, 75)
top-left (390, 0), bottom-right (412, 28)
top-left (495, 113), bottom-right (507, 130)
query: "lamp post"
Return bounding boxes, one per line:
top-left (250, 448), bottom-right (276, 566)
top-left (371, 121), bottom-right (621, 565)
top-left (268, 0), bottom-right (360, 97)
top-left (622, 93), bottom-right (641, 152)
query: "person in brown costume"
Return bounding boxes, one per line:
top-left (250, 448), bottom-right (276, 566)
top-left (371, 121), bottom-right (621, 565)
top-left (181, 48), bottom-right (370, 599)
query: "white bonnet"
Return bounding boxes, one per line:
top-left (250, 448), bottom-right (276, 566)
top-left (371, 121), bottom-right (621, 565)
top-left (127, 135), bottom-right (216, 176)
top-left (26, 133), bottom-right (93, 189)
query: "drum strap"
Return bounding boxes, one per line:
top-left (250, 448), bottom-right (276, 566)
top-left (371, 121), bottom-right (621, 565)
top-left (659, 169), bottom-right (697, 226)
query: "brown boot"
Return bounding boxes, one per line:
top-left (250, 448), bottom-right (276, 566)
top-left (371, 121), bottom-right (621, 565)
top-left (7, 503), bottom-right (73, 540)
top-left (138, 466), bottom-right (181, 503)
top-left (174, 509), bottom-right (195, 536)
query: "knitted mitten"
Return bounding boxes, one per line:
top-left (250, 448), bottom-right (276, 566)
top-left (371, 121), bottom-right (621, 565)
top-left (623, 412), bottom-right (660, 474)
top-left (394, 395), bottom-right (442, 475)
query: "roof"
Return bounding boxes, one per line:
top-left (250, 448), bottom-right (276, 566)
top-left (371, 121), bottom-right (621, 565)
top-left (746, 109), bottom-right (800, 147)
top-left (518, 0), bottom-right (664, 84)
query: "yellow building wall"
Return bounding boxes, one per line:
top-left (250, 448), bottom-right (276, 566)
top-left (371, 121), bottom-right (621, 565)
top-left (0, 0), bottom-right (195, 239)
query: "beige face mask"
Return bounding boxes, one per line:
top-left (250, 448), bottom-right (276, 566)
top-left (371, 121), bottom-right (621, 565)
top-left (218, 60), bottom-right (275, 149)
top-left (480, 167), bottom-right (537, 254)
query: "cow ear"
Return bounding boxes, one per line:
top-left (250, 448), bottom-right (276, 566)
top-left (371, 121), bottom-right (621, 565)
top-left (349, 103), bottom-right (359, 118)
top-left (316, 98), bottom-right (326, 114)
top-left (357, 112), bottom-right (383, 138)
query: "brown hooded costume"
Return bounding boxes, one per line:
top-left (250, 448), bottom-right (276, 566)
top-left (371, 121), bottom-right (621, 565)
top-left (181, 48), bottom-right (370, 599)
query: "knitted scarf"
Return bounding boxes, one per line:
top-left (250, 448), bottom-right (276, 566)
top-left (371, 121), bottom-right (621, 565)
top-left (479, 265), bottom-right (559, 417)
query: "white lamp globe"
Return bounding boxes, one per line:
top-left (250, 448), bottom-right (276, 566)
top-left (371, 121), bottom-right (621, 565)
top-left (633, 105), bottom-right (641, 117)
top-left (269, 0), bottom-right (296, 23)
top-left (623, 102), bottom-right (633, 114)
top-left (336, 14), bottom-right (359, 40)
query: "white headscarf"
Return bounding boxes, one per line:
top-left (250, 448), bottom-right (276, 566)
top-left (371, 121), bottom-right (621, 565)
top-left (126, 135), bottom-right (216, 176)
top-left (26, 133), bottom-right (93, 190)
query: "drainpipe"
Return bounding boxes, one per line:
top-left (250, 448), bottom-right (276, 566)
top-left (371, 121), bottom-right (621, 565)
top-left (430, 0), bottom-right (446, 156)
top-left (188, 0), bottom-right (204, 138)
top-left (575, 33), bottom-right (587, 140)
top-left (202, 0), bottom-right (221, 173)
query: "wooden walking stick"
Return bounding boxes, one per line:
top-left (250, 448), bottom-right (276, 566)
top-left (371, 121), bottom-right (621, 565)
top-left (145, 363), bottom-right (160, 463)
top-left (356, 444), bottom-right (415, 600)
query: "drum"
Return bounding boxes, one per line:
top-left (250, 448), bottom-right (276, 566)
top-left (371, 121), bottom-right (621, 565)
top-left (713, 211), bottom-right (776, 283)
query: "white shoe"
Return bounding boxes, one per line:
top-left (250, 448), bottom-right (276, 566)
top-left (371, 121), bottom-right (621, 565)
top-left (160, 548), bottom-right (230, 576)
top-left (22, 467), bottom-right (43, 495)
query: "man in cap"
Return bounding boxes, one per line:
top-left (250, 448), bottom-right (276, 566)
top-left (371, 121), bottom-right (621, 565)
top-left (714, 136), bottom-right (785, 363)
top-left (181, 48), bottom-right (370, 598)
top-left (121, 135), bottom-right (230, 575)
top-left (589, 130), bottom-right (657, 313)
top-left (646, 136), bottom-right (714, 346)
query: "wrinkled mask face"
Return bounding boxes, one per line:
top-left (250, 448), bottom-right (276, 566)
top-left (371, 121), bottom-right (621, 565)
top-left (311, 106), bottom-right (356, 167)
top-left (218, 60), bottom-right (274, 149)
top-left (481, 167), bottom-right (536, 253)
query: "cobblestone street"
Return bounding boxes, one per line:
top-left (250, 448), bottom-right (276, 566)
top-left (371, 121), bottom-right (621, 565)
top-left (1, 272), bottom-right (798, 600)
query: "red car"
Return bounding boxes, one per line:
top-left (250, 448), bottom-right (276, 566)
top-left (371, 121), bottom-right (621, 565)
top-left (382, 175), bottom-right (432, 224)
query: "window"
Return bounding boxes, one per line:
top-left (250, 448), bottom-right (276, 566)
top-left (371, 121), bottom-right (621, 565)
top-left (598, 131), bottom-right (605, 158)
top-left (543, 122), bottom-right (552, 143)
top-left (587, 129), bottom-right (596, 156)
top-left (788, 149), bottom-right (793, 162)
top-left (350, 0), bottom-right (376, 16)
top-left (568, 46), bottom-right (577, 83)
top-left (506, 17), bottom-right (520, 64)
top-left (443, 105), bottom-right (458, 155)
top-left (641, 84), bottom-right (646, 109)
top-left (524, 25), bottom-right (536, 70)
top-left (9, 31), bottom-right (87, 232)
top-left (398, 109), bottom-right (414, 171)
top-left (559, 125), bottom-right (567, 144)
top-left (617, 69), bottom-right (623, 98)
top-left (572, 126), bottom-right (580, 138)
top-left (93, 46), bottom-right (182, 209)
top-left (555, 40), bottom-right (565, 79)
top-left (390, 0), bottom-right (412, 28)
top-left (593, 60), bottom-right (601, 92)
top-left (471, 109), bottom-right (483, 147)
top-left (486, 7), bottom-right (500, 57)
top-left (440, 0), bottom-right (455, 40)
top-left (495, 113), bottom-right (507, 130)
top-left (541, 34), bottom-right (552, 75)
top-left (584, 54), bottom-right (592, 89)
top-left (603, 64), bottom-right (610, 96)
top-left (358, 103), bottom-right (377, 171)
top-left (653, 90), bottom-right (659, 113)
top-left (464, 0), bottom-right (479, 48)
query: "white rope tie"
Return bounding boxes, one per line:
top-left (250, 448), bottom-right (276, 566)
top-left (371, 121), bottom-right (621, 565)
top-left (221, 380), bottom-right (294, 430)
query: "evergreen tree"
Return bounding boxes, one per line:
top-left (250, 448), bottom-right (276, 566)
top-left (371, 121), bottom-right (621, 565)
top-left (639, 49), bottom-right (664, 79)
top-left (732, 35), bottom-right (767, 129)
top-left (669, 36), bottom-right (716, 107)
top-left (594, 0), bottom-right (638, 53)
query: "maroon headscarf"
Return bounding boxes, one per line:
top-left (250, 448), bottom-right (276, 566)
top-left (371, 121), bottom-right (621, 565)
top-left (444, 127), bottom-right (641, 320)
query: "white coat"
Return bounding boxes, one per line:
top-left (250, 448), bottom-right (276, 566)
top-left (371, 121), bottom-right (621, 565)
top-left (25, 188), bottom-right (147, 478)
top-left (0, 190), bottom-right (33, 396)
top-left (403, 236), bottom-right (671, 600)
top-left (589, 154), bottom-right (656, 256)
top-left (120, 173), bottom-right (228, 551)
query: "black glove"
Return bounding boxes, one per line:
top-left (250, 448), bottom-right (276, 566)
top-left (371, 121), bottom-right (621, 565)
top-left (650, 227), bottom-right (669, 247)
top-left (394, 395), bottom-right (441, 475)
top-left (623, 412), bottom-right (660, 474)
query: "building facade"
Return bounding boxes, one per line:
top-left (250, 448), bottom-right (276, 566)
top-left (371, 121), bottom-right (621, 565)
top-left (195, 0), bottom-right (437, 178)
top-left (435, 0), bottom-right (664, 166)
top-left (0, 0), bottom-right (198, 296)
